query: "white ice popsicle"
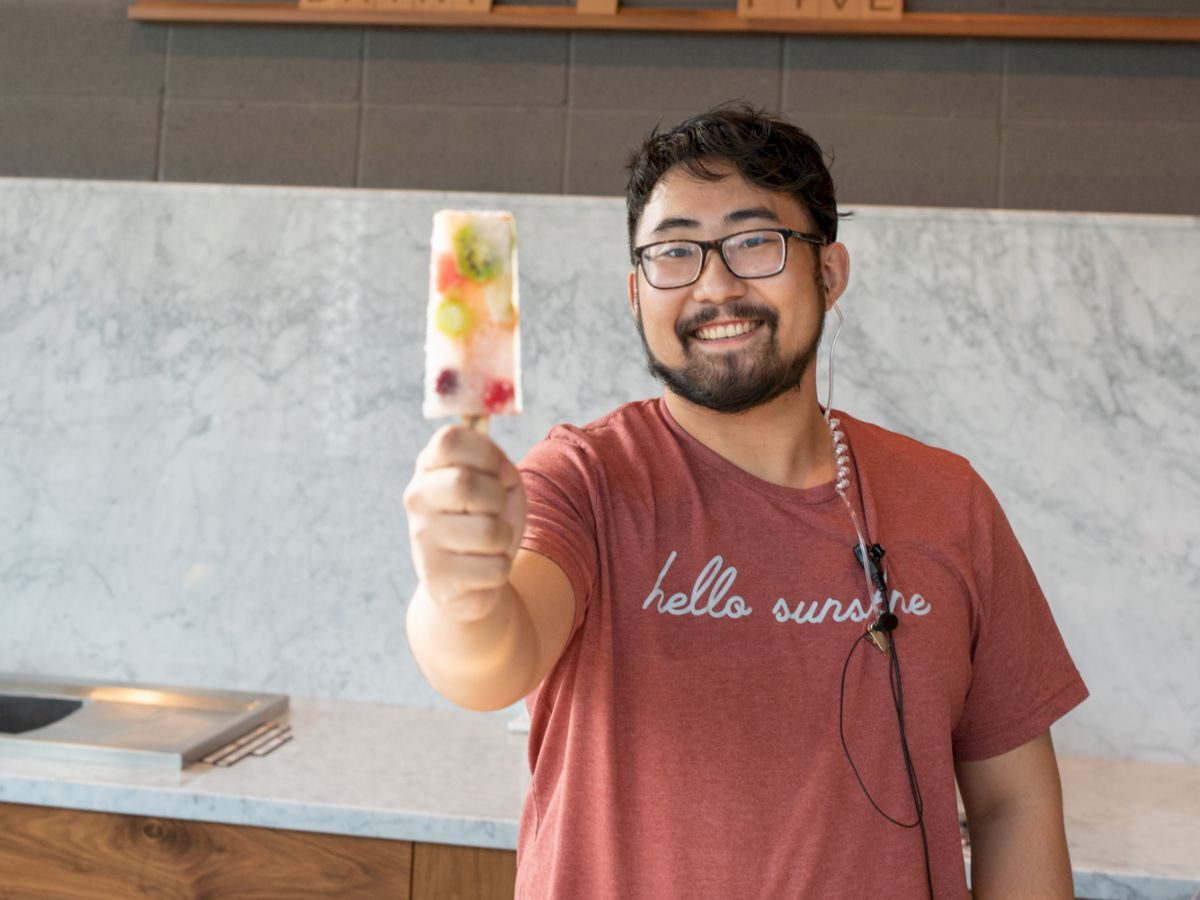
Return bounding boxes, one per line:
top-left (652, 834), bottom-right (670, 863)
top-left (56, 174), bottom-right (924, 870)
top-left (423, 210), bottom-right (521, 423)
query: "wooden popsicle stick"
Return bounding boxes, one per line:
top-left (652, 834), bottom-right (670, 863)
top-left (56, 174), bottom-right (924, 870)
top-left (464, 415), bottom-right (489, 434)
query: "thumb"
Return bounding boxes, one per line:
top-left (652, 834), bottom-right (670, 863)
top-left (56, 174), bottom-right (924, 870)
top-left (503, 478), bottom-right (528, 558)
top-left (497, 455), bottom-right (522, 491)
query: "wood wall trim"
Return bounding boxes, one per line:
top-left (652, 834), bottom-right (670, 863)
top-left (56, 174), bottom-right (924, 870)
top-left (127, 2), bottom-right (1200, 42)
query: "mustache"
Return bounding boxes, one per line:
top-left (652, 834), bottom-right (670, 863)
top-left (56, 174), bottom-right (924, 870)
top-left (676, 302), bottom-right (779, 342)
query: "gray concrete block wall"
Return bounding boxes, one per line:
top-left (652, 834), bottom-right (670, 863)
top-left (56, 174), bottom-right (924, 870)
top-left (0, 0), bottom-right (1197, 212)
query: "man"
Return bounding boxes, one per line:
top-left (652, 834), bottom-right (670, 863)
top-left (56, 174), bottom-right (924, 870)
top-left (404, 107), bottom-right (1088, 898)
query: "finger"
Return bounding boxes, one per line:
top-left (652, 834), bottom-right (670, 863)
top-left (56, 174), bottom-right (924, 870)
top-left (435, 588), bottom-right (506, 624)
top-left (410, 466), bottom-right (507, 516)
top-left (418, 425), bottom-right (511, 476)
top-left (429, 513), bottom-right (514, 556)
top-left (422, 549), bottom-right (513, 595)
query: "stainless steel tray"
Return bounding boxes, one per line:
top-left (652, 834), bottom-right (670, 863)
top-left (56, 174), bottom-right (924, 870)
top-left (0, 673), bottom-right (288, 769)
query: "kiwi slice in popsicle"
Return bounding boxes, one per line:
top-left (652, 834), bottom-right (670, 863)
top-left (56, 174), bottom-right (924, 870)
top-left (453, 222), bottom-right (505, 284)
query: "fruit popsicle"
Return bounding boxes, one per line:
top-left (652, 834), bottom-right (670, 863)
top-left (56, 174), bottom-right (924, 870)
top-left (423, 210), bottom-right (521, 426)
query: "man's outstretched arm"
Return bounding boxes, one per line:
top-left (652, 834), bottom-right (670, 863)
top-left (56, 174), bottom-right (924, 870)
top-left (404, 425), bottom-right (575, 711)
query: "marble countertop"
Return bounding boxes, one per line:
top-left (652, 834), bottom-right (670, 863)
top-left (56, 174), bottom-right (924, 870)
top-left (0, 698), bottom-right (1196, 899)
top-left (1051, 757), bottom-right (1200, 900)
top-left (0, 698), bottom-right (528, 850)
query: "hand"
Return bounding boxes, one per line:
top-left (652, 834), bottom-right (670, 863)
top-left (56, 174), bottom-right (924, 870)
top-left (404, 425), bottom-right (527, 623)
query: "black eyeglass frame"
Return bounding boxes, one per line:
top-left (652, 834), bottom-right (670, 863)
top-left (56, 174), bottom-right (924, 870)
top-left (632, 227), bottom-right (828, 289)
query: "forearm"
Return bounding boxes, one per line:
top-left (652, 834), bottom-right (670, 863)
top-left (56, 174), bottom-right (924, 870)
top-left (405, 583), bottom-right (539, 712)
top-left (968, 801), bottom-right (1074, 899)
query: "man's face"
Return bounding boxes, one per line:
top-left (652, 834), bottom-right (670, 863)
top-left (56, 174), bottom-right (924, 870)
top-left (629, 162), bottom-right (831, 415)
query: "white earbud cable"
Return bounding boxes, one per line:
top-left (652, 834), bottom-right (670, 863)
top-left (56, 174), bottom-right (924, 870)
top-left (820, 302), bottom-right (879, 614)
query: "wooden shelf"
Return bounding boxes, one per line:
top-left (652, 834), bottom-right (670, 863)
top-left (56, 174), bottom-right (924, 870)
top-left (127, 1), bottom-right (1200, 41)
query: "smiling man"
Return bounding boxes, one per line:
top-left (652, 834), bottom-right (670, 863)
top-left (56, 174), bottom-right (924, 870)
top-left (404, 106), bottom-right (1088, 899)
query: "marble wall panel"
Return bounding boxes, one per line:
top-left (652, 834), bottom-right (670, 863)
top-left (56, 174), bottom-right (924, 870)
top-left (0, 178), bottom-right (1195, 763)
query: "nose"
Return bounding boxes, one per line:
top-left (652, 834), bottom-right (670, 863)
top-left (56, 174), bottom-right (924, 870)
top-left (690, 247), bottom-right (746, 304)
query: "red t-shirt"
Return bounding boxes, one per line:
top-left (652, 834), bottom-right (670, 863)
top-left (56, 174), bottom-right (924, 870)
top-left (516, 399), bottom-right (1087, 899)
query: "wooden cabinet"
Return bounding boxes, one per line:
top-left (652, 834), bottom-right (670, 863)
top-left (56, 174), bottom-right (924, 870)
top-left (413, 842), bottom-right (517, 900)
top-left (0, 802), bottom-right (516, 899)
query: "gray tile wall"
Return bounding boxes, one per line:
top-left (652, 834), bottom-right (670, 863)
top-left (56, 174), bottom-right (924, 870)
top-left (1, 0), bottom-right (1196, 212)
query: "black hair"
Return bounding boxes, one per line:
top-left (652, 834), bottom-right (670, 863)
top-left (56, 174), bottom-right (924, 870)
top-left (625, 105), bottom-right (842, 261)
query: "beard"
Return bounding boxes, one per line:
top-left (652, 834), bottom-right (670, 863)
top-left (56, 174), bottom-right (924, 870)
top-left (635, 295), bottom-right (825, 415)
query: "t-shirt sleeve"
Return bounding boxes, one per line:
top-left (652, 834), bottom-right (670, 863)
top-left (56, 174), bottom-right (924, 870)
top-left (518, 428), bottom-right (600, 637)
top-left (951, 470), bottom-right (1089, 761)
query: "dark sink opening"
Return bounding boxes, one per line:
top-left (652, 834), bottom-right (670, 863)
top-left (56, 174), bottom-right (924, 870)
top-left (0, 696), bottom-right (84, 734)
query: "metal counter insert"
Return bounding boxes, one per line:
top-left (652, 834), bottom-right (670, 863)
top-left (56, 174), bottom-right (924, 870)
top-left (0, 674), bottom-right (288, 769)
top-left (0, 696), bottom-right (84, 734)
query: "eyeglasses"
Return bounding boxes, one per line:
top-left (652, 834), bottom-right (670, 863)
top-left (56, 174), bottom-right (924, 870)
top-left (633, 228), bottom-right (827, 290)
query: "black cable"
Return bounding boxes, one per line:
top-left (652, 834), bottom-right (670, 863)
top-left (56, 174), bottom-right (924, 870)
top-left (838, 630), bottom-right (934, 900)
top-left (890, 632), bottom-right (934, 900)
top-left (838, 633), bottom-right (915, 826)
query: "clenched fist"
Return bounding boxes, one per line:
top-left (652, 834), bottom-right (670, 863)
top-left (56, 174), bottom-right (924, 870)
top-left (404, 425), bottom-right (528, 624)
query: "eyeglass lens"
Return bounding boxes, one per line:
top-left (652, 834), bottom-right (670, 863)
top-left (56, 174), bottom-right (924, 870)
top-left (640, 230), bottom-right (786, 289)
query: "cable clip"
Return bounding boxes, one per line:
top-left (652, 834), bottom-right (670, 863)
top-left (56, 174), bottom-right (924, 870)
top-left (866, 627), bottom-right (891, 655)
top-left (854, 542), bottom-right (894, 654)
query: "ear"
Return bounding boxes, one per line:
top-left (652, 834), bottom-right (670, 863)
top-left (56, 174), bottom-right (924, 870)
top-left (818, 242), bottom-right (850, 311)
top-left (627, 270), bottom-right (639, 319)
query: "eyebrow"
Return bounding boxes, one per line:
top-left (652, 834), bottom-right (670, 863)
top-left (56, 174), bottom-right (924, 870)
top-left (648, 206), bottom-right (781, 236)
top-left (726, 206), bottom-right (780, 226)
